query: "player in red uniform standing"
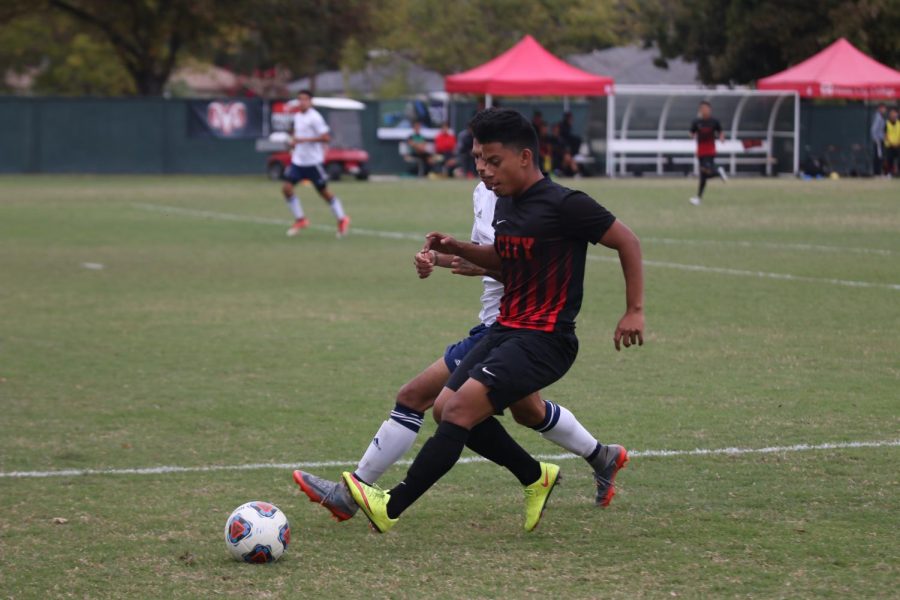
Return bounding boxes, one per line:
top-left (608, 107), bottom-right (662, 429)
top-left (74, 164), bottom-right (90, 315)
top-left (689, 100), bottom-right (727, 206)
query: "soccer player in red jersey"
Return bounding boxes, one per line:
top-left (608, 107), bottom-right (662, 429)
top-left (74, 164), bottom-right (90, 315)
top-left (342, 108), bottom-right (644, 533)
top-left (689, 100), bottom-right (727, 206)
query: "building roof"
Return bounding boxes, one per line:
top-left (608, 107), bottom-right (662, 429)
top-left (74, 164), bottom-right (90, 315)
top-left (287, 54), bottom-right (444, 97)
top-left (567, 45), bottom-right (698, 85)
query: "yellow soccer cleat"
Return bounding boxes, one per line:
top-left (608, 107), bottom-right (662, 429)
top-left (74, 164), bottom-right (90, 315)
top-left (341, 472), bottom-right (398, 533)
top-left (523, 462), bottom-right (561, 532)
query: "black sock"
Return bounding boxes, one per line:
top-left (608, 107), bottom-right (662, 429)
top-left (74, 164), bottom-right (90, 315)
top-left (585, 442), bottom-right (603, 466)
top-left (698, 172), bottom-right (708, 197)
top-left (465, 417), bottom-right (542, 486)
top-left (387, 421), bottom-right (469, 519)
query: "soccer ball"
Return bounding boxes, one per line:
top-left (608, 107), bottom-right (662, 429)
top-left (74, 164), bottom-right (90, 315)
top-left (224, 501), bottom-right (291, 563)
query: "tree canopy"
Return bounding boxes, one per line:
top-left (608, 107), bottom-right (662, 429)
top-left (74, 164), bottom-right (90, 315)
top-left (646, 0), bottom-right (900, 85)
top-left (1, 0), bottom-right (897, 96)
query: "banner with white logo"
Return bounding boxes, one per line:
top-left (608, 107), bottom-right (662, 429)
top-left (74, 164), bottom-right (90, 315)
top-left (188, 99), bottom-right (263, 138)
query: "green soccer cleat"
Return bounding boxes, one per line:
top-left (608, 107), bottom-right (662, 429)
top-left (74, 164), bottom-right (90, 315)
top-left (341, 471), bottom-right (398, 533)
top-left (522, 462), bottom-right (560, 532)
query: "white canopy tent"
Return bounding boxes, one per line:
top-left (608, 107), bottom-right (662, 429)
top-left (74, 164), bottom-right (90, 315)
top-left (603, 85), bottom-right (800, 177)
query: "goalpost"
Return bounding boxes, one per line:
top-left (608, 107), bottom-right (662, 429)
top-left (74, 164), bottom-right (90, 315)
top-left (600, 85), bottom-right (800, 177)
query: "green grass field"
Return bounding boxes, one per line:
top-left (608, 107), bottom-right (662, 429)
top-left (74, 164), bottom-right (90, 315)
top-left (1, 175), bottom-right (898, 599)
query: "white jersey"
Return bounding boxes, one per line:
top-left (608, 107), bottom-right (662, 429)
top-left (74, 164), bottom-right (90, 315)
top-left (472, 182), bottom-right (503, 326)
top-left (290, 108), bottom-right (329, 166)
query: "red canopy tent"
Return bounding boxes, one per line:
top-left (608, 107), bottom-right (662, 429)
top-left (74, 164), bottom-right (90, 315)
top-left (445, 35), bottom-right (613, 100)
top-left (758, 38), bottom-right (900, 99)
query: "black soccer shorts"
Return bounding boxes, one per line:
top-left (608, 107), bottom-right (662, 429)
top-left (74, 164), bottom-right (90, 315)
top-left (699, 155), bottom-right (716, 173)
top-left (445, 324), bottom-right (578, 413)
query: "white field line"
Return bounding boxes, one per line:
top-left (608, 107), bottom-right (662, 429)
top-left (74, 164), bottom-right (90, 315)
top-left (132, 203), bottom-right (422, 241)
top-left (587, 255), bottom-right (900, 291)
top-left (133, 203), bottom-right (900, 292)
top-left (644, 237), bottom-right (896, 257)
top-left (2, 439), bottom-right (897, 479)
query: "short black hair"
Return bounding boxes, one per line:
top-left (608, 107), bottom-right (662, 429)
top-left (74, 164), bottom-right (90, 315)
top-left (699, 100), bottom-right (711, 108)
top-left (297, 89), bottom-right (313, 98)
top-left (469, 108), bottom-right (539, 157)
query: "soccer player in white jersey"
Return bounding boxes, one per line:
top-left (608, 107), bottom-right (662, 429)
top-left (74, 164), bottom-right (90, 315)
top-left (293, 141), bottom-right (628, 520)
top-left (281, 89), bottom-right (350, 237)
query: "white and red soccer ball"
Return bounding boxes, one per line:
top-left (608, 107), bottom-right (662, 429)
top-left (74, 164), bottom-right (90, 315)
top-left (224, 501), bottom-right (290, 563)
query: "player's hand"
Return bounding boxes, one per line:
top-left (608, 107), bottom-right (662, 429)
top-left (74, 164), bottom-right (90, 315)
top-left (414, 251), bottom-right (435, 279)
top-left (450, 256), bottom-right (485, 277)
top-left (424, 232), bottom-right (462, 255)
top-left (614, 310), bottom-right (644, 351)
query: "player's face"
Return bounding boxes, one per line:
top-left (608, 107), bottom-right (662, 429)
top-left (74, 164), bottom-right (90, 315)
top-left (471, 140), bottom-right (492, 190)
top-left (297, 94), bottom-right (312, 112)
top-left (699, 104), bottom-right (711, 119)
top-left (478, 141), bottom-right (528, 197)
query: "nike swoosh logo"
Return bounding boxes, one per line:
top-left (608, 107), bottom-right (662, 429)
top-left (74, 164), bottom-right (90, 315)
top-left (496, 220), bottom-right (507, 224)
top-left (542, 470), bottom-right (550, 487)
top-left (482, 367), bottom-right (496, 377)
top-left (350, 476), bottom-right (372, 511)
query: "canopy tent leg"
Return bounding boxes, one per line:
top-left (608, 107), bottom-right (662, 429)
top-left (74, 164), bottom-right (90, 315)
top-left (766, 95), bottom-right (789, 177)
top-left (656, 96), bottom-right (674, 175)
top-left (730, 95), bottom-right (751, 175)
top-left (619, 98), bottom-right (636, 176)
top-left (793, 94), bottom-right (800, 175)
top-left (606, 94), bottom-right (616, 177)
top-left (485, 94), bottom-right (493, 108)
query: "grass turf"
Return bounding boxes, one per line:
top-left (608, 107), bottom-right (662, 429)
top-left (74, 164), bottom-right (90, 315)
top-left (0, 175), bottom-right (898, 599)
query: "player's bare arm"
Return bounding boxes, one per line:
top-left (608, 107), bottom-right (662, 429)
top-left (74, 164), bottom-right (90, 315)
top-left (599, 220), bottom-right (645, 351)
top-left (449, 256), bottom-right (502, 281)
top-left (424, 232), bottom-right (501, 272)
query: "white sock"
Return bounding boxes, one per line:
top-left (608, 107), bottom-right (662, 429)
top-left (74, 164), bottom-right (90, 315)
top-left (354, 411), bottom-right (422, 484)
top-left (329, 197), bottom-right (346, 220)
top-left (286, 196), bottom-right (304, 220)
top-left (535, 400), bottom-right (599, 458)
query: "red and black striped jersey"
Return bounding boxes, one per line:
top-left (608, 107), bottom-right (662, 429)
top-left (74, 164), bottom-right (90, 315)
top-left (690, 118), bottom-right (722, 157)
top-left (493, 177), bottom-right (615, 333)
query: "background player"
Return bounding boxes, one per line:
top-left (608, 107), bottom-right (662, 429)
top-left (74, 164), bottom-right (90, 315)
top-left (294, 170), bottom-right (628, 522)
top-left (342, 108), bottom-right (644, 533)
top-left (689, 100), bottom-right (727, 206)
top-left (281, 89), bottom-right (350, 237)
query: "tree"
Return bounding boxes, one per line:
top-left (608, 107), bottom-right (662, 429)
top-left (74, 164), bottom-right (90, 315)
top-left (43, 0), bottom-right (229, 95)
top-left (0, 11), bottom-right (134, 95)
top-left (371, 0), bottom-right (630, 75)
top-left (1, 0), bottom-right (375, 96)
top-left (647, 0), bottom-right (900, 85)
top-left (236, 0), bottom-right (377, 85)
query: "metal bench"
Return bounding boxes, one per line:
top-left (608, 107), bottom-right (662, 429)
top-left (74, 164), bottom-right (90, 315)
top-left (607, 139), bottom-right (772, 176)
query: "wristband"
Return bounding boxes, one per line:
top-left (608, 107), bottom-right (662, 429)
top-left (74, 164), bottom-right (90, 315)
top-left (430, 250), bottom-right (439, 266)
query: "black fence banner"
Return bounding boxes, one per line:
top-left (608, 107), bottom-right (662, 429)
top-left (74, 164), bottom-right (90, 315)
top-left (187, 99), bottom-right (263, 138)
